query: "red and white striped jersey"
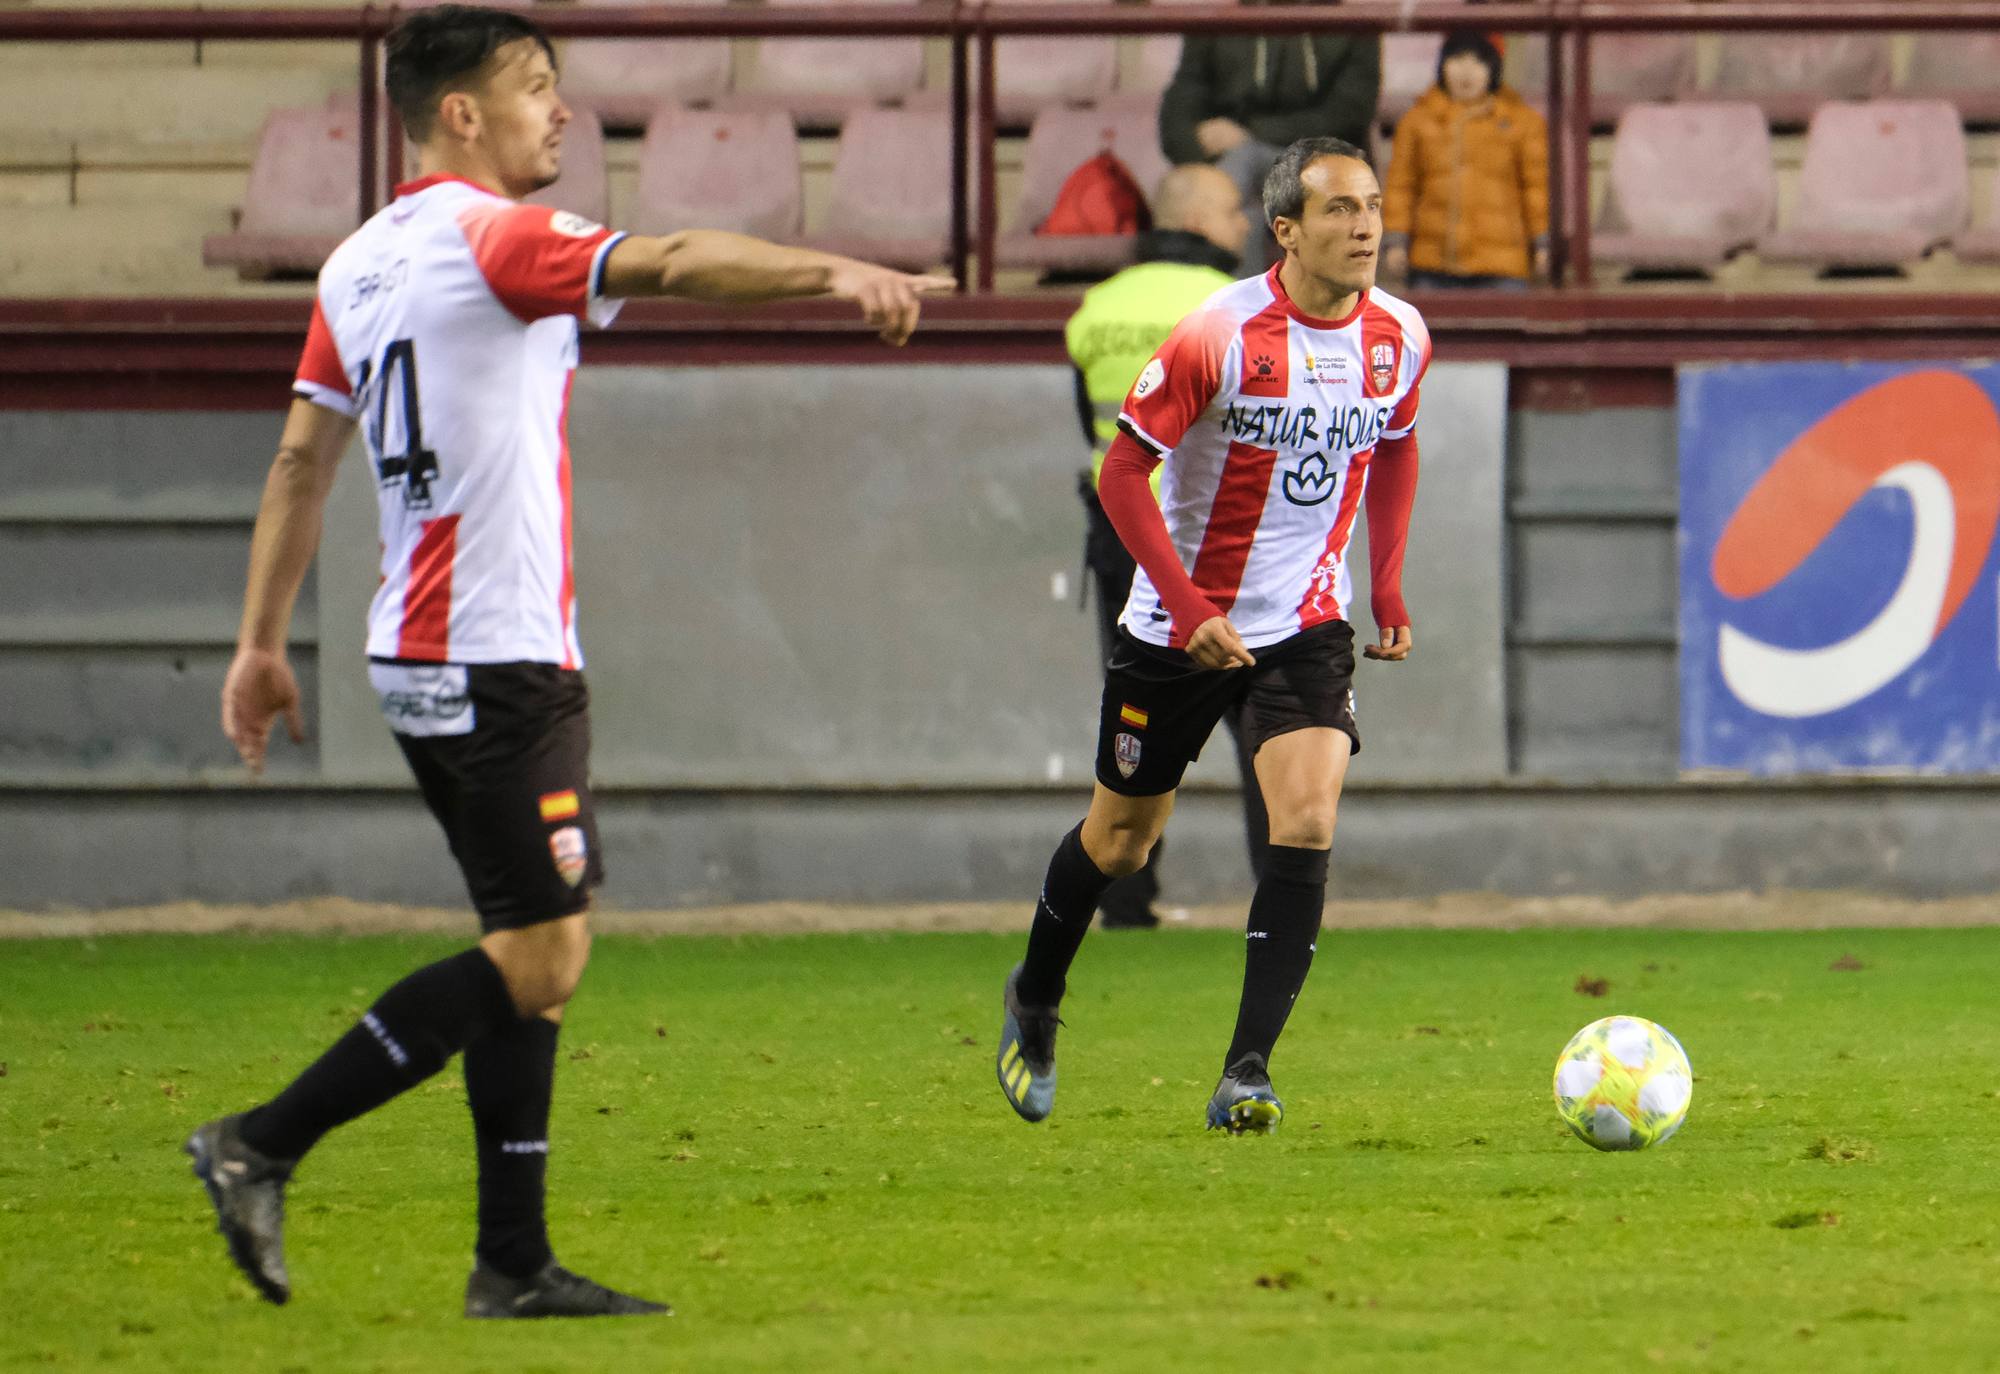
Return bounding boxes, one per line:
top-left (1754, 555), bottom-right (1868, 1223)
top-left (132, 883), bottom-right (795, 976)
top-left (293, 173), bottom-right (628, 668)
top-left (1116, 269), bottom-right (1430, 649)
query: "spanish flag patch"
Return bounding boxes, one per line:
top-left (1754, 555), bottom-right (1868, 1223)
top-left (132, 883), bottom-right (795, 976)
top-left (1119, 703), bottom-right (1149, 730)
top-left (538, 790), bottom-right (581, 822)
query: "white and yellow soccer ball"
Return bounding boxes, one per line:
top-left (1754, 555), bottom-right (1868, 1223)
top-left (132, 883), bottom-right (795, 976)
top-left (1552, 1015), bottom-right (1692, 1151)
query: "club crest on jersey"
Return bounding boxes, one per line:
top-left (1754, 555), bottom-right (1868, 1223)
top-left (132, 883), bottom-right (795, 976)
top-left (1114, 732), bottom-right (1143, 779)
top-left (1369, 341), bottom-right (1398, 392)
top-left (549, 825), bottom-right (588, 887)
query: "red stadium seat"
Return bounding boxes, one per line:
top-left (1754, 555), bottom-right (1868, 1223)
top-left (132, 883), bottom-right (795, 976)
top-left (1593, 103), bottom-right (1773, 274)
top-left (805, 108), bottom-right (952, 269)
top-left (632, 108), bottom-right (803, 240)
top-left (558, 0), bottom-right (732, 133)
top-left (1952, 168), bottom-right (2000, 264)
top-left (205, 100), bottom-right (610, 278)
top-left (1760, 100), bottom-right (1968, 272)
top-left (1705, 33), bottom-right (1890, 127)
top-left (202, 98), bottom-right (358, 276)
top-left (1901, 33), bottom-right (2000, 127)
top-left (1506, 34), bottom-right (1695, 124)
top-left (986, 0), bottom-right (1119, 126)
top-left (732, 0), bottom-right (925, 129)
top-left (995, 102), bottom-right (1174, 274)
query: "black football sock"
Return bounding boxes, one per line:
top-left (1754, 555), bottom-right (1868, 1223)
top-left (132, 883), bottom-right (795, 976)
top-left (239, 947), bottom-right (517, 1161)
top-left (465, 1014), bottom-right (560, 1281)
top-left (1018, 823), bottom-right (1117, 1006)
top-left (1224, 844), bottom-right (1331, 1071)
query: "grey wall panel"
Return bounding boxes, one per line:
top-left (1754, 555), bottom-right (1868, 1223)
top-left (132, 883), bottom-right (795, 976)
top-left (1339, 362), bottom-right (1509, 779)
top-left (318, 362), bottom-right (1510, 787)
top-left (0, 525), bottom-right (308, 644)
top-left (0, 411), bottom-right (275, 519)
top-left (1512, 645), bottom-right (1676, 778)
top-left (1512, 523), bottom-right (1674, 640)
top-left (0, 646), bottom-right (319, 776)
top-left (1508, 407), bottom-right (1677, 505)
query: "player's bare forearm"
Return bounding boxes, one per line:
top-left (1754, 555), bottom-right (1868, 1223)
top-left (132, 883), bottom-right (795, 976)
top-left (601, 233), bottom-right (954, 345)
top-left (238, 401), bottom-right (353, 653)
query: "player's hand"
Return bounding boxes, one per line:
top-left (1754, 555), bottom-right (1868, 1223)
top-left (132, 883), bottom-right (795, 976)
top-left (827, 262), bottom-right (956, 346)
top-left (1383, 244), bottom-right (1410, 282)
top-left (222, 646), bottom-right (306, 775)
top-left (1195, 118), bottom-right (1251, 157)
top-left (1364, 625), bottom-right (1413, 662)
top-left (1187, 615), bottom-right (1255, 670)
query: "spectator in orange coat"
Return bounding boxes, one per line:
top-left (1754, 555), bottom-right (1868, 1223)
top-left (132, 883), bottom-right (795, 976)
top-left (1381, 30), bottom-right (1548, 289)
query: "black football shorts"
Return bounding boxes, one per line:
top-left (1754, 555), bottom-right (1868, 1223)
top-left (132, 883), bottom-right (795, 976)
top-left (371, 659), bottom-right (604, 931)
top-left (1094, 620), bottom-right (1361, 797)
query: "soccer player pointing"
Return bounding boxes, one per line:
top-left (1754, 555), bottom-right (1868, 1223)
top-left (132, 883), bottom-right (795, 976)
top-left (997, 138), bottom-right (1425, 1133)
top-left (194, 4), bottom-right (948, 1318)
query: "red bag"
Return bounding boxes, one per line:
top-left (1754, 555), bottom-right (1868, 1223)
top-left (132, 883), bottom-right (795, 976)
top-left (1036, 151), bottom-right (1153, 237)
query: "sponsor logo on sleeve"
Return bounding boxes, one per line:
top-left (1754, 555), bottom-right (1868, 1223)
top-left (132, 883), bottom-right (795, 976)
top-left (1133, 358), bottom-right (1165, 399)
top-left (548, 210), bottom-right (604, 238)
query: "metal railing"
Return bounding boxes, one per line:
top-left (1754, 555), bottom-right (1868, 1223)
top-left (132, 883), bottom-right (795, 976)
top-left (3, 1), bottom-right (1996, 292)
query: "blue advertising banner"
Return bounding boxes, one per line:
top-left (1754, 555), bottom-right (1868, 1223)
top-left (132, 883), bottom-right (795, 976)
top-left (1680, 362), bottom-right (2000, 774)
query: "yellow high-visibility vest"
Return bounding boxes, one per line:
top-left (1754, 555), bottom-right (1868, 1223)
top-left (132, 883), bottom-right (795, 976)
top-left (1064, 258), bottom-right (1234, 494)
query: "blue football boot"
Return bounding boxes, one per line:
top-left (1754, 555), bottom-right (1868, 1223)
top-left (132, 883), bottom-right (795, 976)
top-left (996, 964), bottom-right (1061, 1123)
top-left (1205, 1053), bottom-right (1284, 1135)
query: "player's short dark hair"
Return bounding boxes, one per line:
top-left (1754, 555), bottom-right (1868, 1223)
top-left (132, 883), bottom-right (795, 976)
top-left (1261, 136), bottom-right (1372, 227)
top-left (386, 4), bottom-right (557, 140)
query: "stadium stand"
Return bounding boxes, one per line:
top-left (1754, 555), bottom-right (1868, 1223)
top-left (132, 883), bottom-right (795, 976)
top-left (731, 0), bottom-right (926, 129)
top-left (1760, 100), bottom-right (1969, 273)
top-left (1705, 32), bottom-right (1891, 127)
top-left (986, 0), bottom-right (1119, 127)
top-left (1377, 31), bottom-right (1444, 127)
top-left (805, 106), bottom-right (951, 268)
top-left (994, 101), bottom-right (1173, 275)
top-left (206, 101), bottom-right (610, 278)
top-left (633, 107), bottom-right (803, 240)
top-left (557, 0), bottom-right (733, 132)
top-left (1504, 34), bottom-right (1696, 125)
top-left (1899, 32), bottom-right (2000, 127)
top-left (1593, 103), bottom-right (1774, 276)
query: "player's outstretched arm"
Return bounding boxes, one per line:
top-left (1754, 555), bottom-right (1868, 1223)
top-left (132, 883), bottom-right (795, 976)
top-left (223, 398), bottom-right (355, 774)
top-left (599, 232), bottom-right (954, 345)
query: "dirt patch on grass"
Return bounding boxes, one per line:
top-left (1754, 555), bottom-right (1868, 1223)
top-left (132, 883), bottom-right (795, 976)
top-left (3, 889), bottom-right (1999, 939)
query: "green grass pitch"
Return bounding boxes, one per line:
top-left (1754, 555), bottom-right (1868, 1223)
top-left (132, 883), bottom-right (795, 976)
top-left (5, 925), bottom-right (2000, 1372)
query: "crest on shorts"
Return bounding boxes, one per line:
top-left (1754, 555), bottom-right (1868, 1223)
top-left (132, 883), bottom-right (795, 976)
top-left (1369, 341), bottom-right (1397, 392)
top-left (549, 825), bottom-right (588, 888)
top-left (1114, 731), bottom-right (1143, 779)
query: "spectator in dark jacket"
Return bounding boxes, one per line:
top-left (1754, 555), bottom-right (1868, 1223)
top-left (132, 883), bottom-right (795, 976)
top-left (1160, 18), bottom-right (1381, 273)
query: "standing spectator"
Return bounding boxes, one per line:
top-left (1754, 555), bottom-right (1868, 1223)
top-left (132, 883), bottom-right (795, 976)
top-left (1160, 12), bottom-right (1381, 275)
top-left (1381, 29), bottom-right (1548, 289)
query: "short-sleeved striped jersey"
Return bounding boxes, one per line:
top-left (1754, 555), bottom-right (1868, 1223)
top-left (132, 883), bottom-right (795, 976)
top-left (294, 173), bottom-right (628, 668)
top-left (1116, 268), bottom-right (1431, 650)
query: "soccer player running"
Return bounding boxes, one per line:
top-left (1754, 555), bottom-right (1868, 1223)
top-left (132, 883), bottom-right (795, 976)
top-left (189, 4), bottom-right (949, 1317)
top-left (996, 137), bottom-right (1425, 1134)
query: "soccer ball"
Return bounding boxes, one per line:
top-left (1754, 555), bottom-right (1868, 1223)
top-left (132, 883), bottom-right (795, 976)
top-left (1552, 1015), bottom-right (1692, 1151)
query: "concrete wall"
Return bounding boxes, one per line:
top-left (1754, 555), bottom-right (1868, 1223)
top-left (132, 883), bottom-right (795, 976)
top-left (5, 370), bottom-right (1978, 909)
